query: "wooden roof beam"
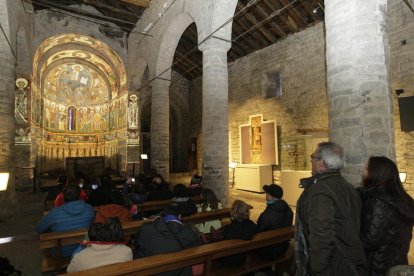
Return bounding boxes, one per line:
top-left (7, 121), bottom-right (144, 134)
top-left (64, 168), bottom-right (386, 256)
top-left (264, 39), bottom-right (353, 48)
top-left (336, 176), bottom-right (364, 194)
top-left (237, 2), bottom-right (277, 44)
top-left (278, 0), bottom-right (306, 29)
top-left (254, 4), bottom-right (286, 38)
top-left (120, 0), bottom-right (149, 8)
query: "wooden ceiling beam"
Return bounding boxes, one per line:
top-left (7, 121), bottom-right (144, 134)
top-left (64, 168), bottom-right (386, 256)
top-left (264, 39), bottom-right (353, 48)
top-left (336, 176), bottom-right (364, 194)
top-left (254, 4), bottom-right (286, 38)
top-left (231, 21), bottom-right (260, 52)
top-left (236, 2), bottom-right (276, 44)
top-left (32, 0), bottom-right (135, 29)
top-left (278, 0), bottom-right (306, 29)
top-left (120, 0), bottom-right (149, 8)
top-left (81, 0), bottom-right (139, 19)
top-left (261, 0), bottom-right (295, 33)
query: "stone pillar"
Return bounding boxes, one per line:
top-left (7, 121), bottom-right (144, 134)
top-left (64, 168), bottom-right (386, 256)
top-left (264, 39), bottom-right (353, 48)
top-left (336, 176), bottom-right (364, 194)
top-left (0, 0), bottom-right (17, 217)
top-left (325, 0), bottom-right (395, 184)
top-left (199, 38), bottom-right (231, 205)
top-left (150, 79), bottom-right (170, 181)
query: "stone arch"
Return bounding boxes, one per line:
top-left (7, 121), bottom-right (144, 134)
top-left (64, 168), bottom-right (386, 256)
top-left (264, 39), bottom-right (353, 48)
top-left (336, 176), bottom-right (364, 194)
top-left (155, 12), bottom-right (196, 80)
top-left (128, 58), bottom-right (149, 92)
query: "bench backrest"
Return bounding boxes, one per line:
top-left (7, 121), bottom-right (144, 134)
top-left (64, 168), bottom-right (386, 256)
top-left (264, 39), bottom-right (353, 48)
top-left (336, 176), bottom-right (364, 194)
top-left (40, 208), bottom-right (231, 250)
top-left (64, 226), bottom-right (295, 275)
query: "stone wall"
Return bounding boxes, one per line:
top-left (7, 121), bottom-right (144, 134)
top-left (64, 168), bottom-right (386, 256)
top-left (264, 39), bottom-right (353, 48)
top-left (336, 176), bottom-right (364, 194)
top-left (389, 1), bottom-right (414, 198)
top-left (389, 0), bottom-right (414, 257)
top-left (170, 70), bottom-right (190, 172)
top-left (0, 0), bottom-right (32, 216)
top-left (33, 6), bottom-right (128, 65)
top-left (228, 23), bottom-right (328, 170)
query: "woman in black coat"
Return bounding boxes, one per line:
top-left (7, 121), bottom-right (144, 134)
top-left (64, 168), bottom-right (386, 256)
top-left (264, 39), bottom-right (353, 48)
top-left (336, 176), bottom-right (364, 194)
top-left (360, 156), bottom-right (414, 276)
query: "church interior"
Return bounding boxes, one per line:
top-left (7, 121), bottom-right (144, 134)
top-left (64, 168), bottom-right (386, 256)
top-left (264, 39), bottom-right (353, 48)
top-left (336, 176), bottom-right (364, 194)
top-left (0, 0), bottom-right (413, 274)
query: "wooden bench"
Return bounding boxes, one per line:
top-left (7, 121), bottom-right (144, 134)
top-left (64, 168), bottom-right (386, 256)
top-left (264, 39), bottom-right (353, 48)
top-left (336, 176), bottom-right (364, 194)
top-left (136, 196), bottom-right (202, 212)
top-left (40, 208), bottom-right (231, 273)
top-left (63, 226), bottom-right (295, 276)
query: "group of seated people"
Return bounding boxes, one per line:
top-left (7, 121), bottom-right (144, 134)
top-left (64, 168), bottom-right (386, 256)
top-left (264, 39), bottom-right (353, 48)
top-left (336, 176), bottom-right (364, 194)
top-left (37, 151), bottom-right (414, 276)
top-left (36, 172), bottom-right (294, 274)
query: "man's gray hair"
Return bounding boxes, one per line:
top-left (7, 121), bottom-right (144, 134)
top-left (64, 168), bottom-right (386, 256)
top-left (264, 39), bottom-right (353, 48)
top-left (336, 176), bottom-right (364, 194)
top-left (317, 142), bottom-right (344, 170)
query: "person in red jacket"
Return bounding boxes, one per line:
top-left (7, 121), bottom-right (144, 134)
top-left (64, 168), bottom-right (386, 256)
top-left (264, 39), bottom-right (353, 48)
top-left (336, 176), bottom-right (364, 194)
top-left (54, 179), bottom-right (88, 208)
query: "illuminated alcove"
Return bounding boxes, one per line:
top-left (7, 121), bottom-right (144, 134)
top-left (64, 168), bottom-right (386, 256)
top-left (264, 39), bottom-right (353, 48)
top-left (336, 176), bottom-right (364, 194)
top-left (31, 34), bottom-right (128, 178)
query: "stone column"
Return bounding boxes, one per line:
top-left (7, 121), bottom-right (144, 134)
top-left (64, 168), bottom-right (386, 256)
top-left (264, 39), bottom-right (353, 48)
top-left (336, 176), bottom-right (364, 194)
top-left (199, 38), bottom-right (231, 205)
top-left (150, 78), bottom-right (170, 181)
top-left (0, 0), bottom-right (17, 217)
top-left (325, 0), bottom-right (394, 184)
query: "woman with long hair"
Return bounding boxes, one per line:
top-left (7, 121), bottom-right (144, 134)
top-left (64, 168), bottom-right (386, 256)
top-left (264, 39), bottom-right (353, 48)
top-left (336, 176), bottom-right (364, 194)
top-left (195, 189), bottom-right (223, 234)
top-left (360, 156), bottom-right (414, 275)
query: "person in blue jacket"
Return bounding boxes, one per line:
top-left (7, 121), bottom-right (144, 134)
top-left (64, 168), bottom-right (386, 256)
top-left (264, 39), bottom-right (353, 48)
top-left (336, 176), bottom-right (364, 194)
top-left (36, 183), bottom-right (95, 257)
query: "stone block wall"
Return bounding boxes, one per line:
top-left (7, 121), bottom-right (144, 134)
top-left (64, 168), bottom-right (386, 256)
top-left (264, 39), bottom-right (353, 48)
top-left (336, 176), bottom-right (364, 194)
top-left (170, 70), bottom-right (190, 172)
top-left (389, 1), bottom-right (414, 257)
top-left (227, 23), bottom-right (328, 169)
top-left (33, 7), bottom-right (128, 65)
top-left (389, 1), bottom-right (414, 198)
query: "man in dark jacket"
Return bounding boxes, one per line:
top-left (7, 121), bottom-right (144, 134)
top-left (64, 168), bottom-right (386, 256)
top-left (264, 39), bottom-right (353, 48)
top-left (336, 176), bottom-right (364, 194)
top-left (134, 204), bottom-right (201, 275)
top-left (295, 142), bottom-right (367, 276)
top-left (257, 184), bottom-right (293, 260)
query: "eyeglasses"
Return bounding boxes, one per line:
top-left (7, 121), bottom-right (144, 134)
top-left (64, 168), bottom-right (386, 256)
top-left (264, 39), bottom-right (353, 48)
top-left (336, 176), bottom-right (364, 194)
top-left (310, 154), bottom-right (321, 160)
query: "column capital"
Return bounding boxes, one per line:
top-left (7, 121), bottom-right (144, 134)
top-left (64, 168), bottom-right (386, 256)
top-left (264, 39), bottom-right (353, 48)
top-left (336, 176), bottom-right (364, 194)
top-left (198, 36), bottom-right (232, 53)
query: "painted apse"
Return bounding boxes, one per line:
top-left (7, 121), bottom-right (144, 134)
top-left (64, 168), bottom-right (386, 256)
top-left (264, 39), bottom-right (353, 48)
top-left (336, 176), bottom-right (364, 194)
top-left (29, 34), bottom-right (133, 174)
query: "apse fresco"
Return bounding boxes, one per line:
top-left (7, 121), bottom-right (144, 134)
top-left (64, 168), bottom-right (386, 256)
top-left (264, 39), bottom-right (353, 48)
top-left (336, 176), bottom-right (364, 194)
top-left (31, 33), bottom-right (129, 173)
top-left (44, 64), bottom-right (109, 106)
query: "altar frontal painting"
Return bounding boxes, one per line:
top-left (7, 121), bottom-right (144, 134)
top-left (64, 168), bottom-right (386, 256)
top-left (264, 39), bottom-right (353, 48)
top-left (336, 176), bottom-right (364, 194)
top-left (240, 115), bottom-right (278, 164)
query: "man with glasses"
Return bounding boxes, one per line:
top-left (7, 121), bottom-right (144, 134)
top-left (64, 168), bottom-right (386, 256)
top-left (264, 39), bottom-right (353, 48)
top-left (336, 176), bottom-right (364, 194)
top-left (294, 142), bottom-right (367, 275)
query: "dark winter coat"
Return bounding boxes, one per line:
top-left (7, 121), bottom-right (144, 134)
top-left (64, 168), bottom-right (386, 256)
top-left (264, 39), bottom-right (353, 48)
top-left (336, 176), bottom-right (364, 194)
top-left (219, 219), bottom-right (257, 267)
top-left (360, 187), bottom-right (414, 276)
top-left (296, 171), bottom-right (367, 276)
top-left (257, 199), bottom-right (293, 259)
top-left (134, 217), bottom-right (201, 276)
top-left (172, 197), bottom-right (198, 217)
top-left (147, 184), bottom-right (173, 201)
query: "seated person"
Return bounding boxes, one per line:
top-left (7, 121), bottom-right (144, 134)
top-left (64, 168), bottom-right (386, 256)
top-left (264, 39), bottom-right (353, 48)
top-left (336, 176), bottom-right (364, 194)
top-left (219, 200), bottom-right (257, 267)
top-left (188, 173), bottom-right (203, 197)
top-left (172, 184), bottom-right (197, 217)
top-left (53, 178), bottom-right (88, 208)
top-left (257, 184), bottom-right (293, 260)
top-left (44, 174), bottom-right (67, 209)
top-left (195, 188), bottom-right (222, 234)
top-left (87, 175), bottom-right (114, 207)
top-left (94, 190), bottom-right (131, 224)
top-left (147, 174), bottom-right (173, 201)
top-left (129, 181), bottom-right (148, 204)
top-left (67, 217), bottom-right (132, 272)
top-left (36, 184), bottom-right (94, 257)
top-left (134, 204), bottom-right (201, 275)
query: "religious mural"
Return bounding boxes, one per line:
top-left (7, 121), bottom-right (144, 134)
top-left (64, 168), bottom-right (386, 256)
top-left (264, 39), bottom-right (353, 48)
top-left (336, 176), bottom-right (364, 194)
top-left (30, 33), bottom-right (129, 174)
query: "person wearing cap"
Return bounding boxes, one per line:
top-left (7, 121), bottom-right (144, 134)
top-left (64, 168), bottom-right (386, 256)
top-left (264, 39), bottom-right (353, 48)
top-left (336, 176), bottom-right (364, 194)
top-left (133, 204), bottom-right (201, 275)
top-left (257, 184), bottom-right (293, 261)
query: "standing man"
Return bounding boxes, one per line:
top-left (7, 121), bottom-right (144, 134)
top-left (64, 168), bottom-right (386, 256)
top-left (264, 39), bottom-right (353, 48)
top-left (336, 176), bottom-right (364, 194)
top-left (295, 142), bottom-right (366, 275)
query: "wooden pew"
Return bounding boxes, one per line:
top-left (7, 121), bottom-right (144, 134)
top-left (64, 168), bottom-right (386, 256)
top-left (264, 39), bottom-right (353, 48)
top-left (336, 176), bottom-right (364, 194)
top-left (136, 196), bottom-right (201, 212)
top-left (63, 226), bottom-right (295, 276)
top-left (39, 208), bottom-right (231, 273)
